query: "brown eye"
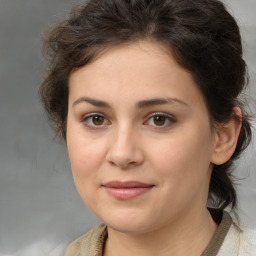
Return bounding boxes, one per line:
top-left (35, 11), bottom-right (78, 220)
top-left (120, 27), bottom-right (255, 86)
top-left (153, 116), bottom-right (166, 126)
top-left (92, 116), bottom-right (105, 125)
top-left (145, 113), bottom-right (176, 128)
top-left (82, 114), bottom-right (109, 128)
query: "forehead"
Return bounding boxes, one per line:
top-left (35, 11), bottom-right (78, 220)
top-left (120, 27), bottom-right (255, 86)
top-left (68, 40), bottom-right (206, 111)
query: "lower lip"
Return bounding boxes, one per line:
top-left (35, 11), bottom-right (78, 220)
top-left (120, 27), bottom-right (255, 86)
top-left (103, 186), bottom-right (153, 200)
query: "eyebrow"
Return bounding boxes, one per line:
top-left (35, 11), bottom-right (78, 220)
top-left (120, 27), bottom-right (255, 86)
top-left (136, 98), bottom-right (188, 108)
top-left (72, 97), bottom-right (188, 108)
top-left (72, 97), bottom-right (111, 108)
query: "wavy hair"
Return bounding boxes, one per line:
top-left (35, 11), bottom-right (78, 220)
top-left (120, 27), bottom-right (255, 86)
top-left (40, 0), bottom-right (252, 213)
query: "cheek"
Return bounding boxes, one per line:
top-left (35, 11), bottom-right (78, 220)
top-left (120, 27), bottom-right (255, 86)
top-left (67, 135), bottom-right (104, 207)
top-left (148, 132), bottom-right (213, 215)
top-left (66, 127), bottom-right (106, 185)
top-left (69, 142), bottom-right (102, 175)
top-left (148, 128), bottom-right (213, 186)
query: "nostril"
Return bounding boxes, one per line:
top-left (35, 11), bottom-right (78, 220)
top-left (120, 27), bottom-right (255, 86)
top-left (105, 136), bottom-right (144, 168)
top-left (106, 153), bottom-right (142, 169)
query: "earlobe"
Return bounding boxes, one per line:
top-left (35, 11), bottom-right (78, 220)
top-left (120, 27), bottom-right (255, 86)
top-left (211, 107), bottom-right (242, 165)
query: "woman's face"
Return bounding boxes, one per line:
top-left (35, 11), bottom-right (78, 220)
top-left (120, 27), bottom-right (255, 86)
top-left (67, 41), bottom-right (217, 234)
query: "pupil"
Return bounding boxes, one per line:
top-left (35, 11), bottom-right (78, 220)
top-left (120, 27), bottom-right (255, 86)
top-left (154, 116), bottom-right (165, 126)
top-left (93, 116), bottom-right (104, 125)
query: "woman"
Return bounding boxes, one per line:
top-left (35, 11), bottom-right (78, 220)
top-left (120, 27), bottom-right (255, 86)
top-left (40, 0), bottom-right (256, 255)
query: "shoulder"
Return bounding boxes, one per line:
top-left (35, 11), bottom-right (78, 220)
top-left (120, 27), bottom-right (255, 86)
top-left (64, 224), bottom-right (107, 256)
top-left (218, 222), bottom-right (256, 256)
top-left (239, 227), bottom-right (256, 255)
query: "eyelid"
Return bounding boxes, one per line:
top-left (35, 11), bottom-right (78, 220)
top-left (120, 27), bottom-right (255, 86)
top-left (80, 112), bottom-right (176, 129)
top-left (81, 112), bottom-right (103, 121)
top-left (81, 112), bottom-right (111, 129)
top-left (144, 112), bottom-right (176, 127)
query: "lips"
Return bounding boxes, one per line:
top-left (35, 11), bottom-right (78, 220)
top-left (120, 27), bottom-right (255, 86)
top-left (102, 181), bottom-right (154, 200)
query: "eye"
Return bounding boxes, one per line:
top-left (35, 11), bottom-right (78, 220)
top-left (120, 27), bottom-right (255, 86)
top-left (82, 113), bottom-right (110, 128)
top-left (145, 113), bottom-right (176, 128)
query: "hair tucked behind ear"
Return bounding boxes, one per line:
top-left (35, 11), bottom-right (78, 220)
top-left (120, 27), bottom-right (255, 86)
top-left (40, 0), bottom-right (253, 212)
top-left (208, 113), bottom-right (252, 211)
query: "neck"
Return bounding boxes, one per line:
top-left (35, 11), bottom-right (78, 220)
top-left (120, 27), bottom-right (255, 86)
top-left (104, 208), bottom-right (217, 256)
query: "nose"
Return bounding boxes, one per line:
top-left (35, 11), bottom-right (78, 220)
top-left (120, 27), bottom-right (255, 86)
top-left (106, 126), bottom-right (144, 169)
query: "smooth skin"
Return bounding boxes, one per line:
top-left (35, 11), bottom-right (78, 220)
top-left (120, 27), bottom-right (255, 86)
top-left (67, 40), bottom-right (241, 256)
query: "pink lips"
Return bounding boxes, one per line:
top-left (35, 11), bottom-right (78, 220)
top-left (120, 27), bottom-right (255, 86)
top-left (102, 181), bottom-right (154, 200)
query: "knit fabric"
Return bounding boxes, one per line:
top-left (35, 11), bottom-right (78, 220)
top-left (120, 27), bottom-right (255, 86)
top-left (64, 224), bottom-right (107, 256)
top-left (64, 212), bottom-right (256, 256)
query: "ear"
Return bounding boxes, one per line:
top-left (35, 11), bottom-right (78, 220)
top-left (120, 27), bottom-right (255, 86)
top-left (211, 107), bottom-right (242, 165)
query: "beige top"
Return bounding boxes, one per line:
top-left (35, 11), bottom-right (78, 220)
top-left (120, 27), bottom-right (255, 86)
top-left (64, 212), bottom-right (256, 256)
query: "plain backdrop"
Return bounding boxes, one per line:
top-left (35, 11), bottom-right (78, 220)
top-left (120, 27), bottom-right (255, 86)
top-left (0, 0), bottom-right (255, 255)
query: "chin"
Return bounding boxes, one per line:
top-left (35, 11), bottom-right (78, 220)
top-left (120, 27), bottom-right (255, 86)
top-left (107, 221), bottom-right (151, 234)
top-left (97, 210), bottom-right (158, 234)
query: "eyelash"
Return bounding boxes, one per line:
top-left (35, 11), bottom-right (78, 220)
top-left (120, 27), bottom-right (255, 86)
top-left (144, 112), bottom-right (176, 128)
top-left (81, 112), bottom-right (176, 129)
top-left (81, 113), bottom-right (110, 129)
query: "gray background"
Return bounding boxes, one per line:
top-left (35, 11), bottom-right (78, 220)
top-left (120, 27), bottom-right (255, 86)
top-left (0, 0), bottom-right (255, 255)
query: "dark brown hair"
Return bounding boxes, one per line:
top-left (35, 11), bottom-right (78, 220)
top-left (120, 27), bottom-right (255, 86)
top-left (40, 0), bottom-right (252, 212)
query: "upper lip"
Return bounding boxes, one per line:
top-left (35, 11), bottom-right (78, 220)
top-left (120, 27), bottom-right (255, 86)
top-left (103, 181), bottom-right (154, 188)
